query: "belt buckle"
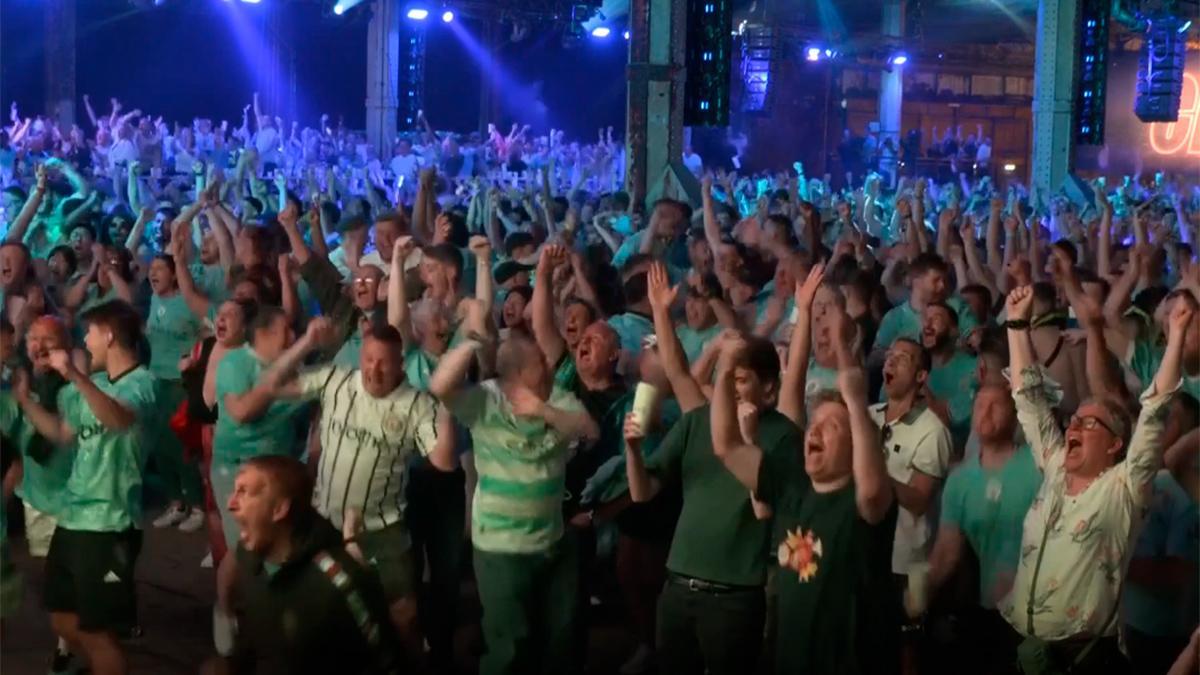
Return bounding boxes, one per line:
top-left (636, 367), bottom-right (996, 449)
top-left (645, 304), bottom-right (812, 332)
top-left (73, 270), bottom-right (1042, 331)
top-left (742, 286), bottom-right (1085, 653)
top-left (686, 578), bottom-right (702, 592)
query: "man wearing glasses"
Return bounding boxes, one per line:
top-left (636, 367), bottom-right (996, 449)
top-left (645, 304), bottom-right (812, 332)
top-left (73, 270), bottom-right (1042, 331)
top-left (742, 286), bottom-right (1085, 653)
top-left (1002, 285), bottom-right (1191, 674)
top-left (277, 206), bottom-right (385, 366)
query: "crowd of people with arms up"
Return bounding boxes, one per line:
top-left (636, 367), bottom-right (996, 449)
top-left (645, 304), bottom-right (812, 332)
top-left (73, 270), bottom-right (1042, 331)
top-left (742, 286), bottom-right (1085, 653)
top-left (0, 94), bottom-right (1198, 675)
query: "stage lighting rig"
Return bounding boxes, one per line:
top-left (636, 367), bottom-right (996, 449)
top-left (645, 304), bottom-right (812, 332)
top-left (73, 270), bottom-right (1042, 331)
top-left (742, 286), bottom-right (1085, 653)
top-left (563, 2), bottom-right (601, 48)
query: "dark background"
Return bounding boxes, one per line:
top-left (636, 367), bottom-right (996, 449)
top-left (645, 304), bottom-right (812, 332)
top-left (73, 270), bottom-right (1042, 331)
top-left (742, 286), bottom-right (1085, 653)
top-left (0, 0), bottom-right (630, 137)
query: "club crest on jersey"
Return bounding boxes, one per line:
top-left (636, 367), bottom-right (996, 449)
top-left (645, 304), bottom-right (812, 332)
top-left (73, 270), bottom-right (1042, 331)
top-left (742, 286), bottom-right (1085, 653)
top-left (382, 413), bottom-right (403, 436)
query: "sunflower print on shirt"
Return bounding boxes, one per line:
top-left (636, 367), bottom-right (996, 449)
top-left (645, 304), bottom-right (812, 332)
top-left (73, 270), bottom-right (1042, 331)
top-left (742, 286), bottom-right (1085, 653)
top-left (778, 527), bottom-right (823, 582)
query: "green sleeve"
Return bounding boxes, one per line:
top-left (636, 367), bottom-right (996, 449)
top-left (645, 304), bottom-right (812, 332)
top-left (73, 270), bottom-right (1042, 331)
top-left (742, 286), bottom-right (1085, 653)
top-left (644, 407), bottom-right (693, 482)
top-left (939, 466), bottom-right (967, 530)
top-left (215, 351), bottom-right (255, 401)
top-left (873, 308), bottom-right (899, 351)
top-left (951, 295), bottom-right (979, 336)
top-left (110, 372), bottom-right (158, 419)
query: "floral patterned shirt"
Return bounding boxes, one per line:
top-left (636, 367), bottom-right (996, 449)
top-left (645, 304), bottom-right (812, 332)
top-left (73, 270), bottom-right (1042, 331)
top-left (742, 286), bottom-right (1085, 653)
top-left (1001, 366), bottom-right (1178, 640)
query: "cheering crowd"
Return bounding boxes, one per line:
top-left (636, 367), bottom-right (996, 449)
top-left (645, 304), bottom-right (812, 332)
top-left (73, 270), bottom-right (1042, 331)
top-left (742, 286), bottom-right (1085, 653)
top-left (0, 95), bottom-right (1198, 675)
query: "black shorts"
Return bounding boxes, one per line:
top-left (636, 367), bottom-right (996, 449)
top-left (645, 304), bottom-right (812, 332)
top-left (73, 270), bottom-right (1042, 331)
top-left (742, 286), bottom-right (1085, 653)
top-left (44, 528), bottom-right (143, 633)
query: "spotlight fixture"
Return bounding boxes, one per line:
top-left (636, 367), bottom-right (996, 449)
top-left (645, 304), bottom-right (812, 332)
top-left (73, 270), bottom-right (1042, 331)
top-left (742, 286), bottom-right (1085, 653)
top-left (623, 29), bottom-right (630, 40)
top-left (888, 52), bottom-right (909, 66)
top-left (331, 0), bottom-right (364, 15)
top-left (407, 7), bottom-right (429, 20)
top-left (1003, 163), bottom-right (1017, 173)
top-left (805, 46), bottom-right (821, 61)
top-left (591, 26), bottom-right (611, 38)
top-left (240, 0), bottom-right (262, 4)
top-left (442, 9), bottom-right (454, 22)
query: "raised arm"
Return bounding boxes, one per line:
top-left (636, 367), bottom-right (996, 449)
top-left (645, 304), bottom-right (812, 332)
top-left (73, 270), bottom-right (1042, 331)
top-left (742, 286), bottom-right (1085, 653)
top-left (278, 255), bottom-right (300, 326)
top-left (531, 245), bottom-right (568, 366)
top-left (1097, 190), bottom-right (1113, 280)
top-left (429, 339), bottom-right (484, 407)
top-left (834, 309), bottom-right (892, 523)
top-left (985, 196), bottom-right (1004, 278)
top-left (911, 179), bottom-right (931, 253)
top-left (387, 236), bottom-right (417, 346)
top-left (777, 264), bottom-right (824, 426)
top-left (13, 369), bottom-right (74, 446)
top-left (647, 263), bottom-right (706, 412)
top-left (710, 337), bottom-right (764, 490)
top-left (56, 350), bottom-right (137, 430)
top-left (1007, 286), bottom-right (1067, 470)
top-left (5, 164), bottom-right (48, 244)
top-left (1061, 260), bottom-right (1124, 400)
top-left (469, 236), bottom-right (495, 317)
top-left (170, 224), bottom-right (211, 319)
top-left (277, 200), bottom-right (312, 266)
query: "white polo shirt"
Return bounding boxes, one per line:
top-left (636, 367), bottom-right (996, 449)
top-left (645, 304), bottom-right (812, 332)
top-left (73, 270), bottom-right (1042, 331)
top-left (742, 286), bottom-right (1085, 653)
top-left (869, 402), bottom-right (953, 574)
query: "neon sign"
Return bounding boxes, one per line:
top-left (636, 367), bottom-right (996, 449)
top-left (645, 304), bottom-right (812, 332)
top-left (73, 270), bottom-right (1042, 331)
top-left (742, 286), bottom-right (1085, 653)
top-left (1148, 72), bottom-right (1200, 156)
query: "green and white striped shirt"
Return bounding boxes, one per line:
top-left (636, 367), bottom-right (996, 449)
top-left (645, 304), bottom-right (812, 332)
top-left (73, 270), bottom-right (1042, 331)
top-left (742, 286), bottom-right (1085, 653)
top-left (450, 380), bottom-right (585, 554)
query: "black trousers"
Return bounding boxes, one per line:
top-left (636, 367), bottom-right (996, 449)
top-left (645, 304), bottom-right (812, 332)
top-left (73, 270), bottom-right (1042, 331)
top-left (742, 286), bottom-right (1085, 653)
top-left (406, 463), bottom-right (466, 672)
top-left (656, 576), bottom-right (765, 675)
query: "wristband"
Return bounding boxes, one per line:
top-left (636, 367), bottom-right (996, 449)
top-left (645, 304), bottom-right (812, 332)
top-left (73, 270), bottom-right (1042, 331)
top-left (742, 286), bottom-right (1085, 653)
top-left (1003, 319), bottom-right (1031, 331)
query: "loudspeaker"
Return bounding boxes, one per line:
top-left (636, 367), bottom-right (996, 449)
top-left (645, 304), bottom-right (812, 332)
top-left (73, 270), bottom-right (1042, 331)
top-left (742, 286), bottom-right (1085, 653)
top-left (684, 0), bottom-right (733, 127)
top-left (1135, 15), bottom-right (1188, 123)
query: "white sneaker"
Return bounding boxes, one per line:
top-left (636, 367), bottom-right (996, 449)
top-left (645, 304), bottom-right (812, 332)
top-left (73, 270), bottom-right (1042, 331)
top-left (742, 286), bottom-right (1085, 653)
top-left (213, 605), bottom-right (238, 656)
top-left (177, 508), bottom-right (205, 533)
top-left (619, 643), bottom-right (654, 675)
top-left (199, 550), bottom-right (213, 569)
top-left (152, 506), bottom-right (186, 529)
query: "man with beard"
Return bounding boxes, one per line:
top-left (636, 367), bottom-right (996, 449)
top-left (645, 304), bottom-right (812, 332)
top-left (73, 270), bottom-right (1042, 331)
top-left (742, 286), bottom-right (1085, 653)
top-left (869, 338), bottom-right (952, 590)
top-left (921, 384), bottom-right (1041, 674)
top-left (908, 302), bottom-right (977, 452)
top-left (870, 253), bottom-right (976, 367)
top-left (210, 455), bottom-right (399, 675)
top-left (14, 300), bottom-right (158, 675)
top-left (256, 319), bottom-right (456, 666)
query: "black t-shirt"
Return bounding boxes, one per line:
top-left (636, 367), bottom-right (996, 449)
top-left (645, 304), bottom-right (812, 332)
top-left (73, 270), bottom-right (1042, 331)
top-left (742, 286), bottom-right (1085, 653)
top-left (757, 452), bottom-right (901, 675)
top-left (561, 358), bottom-right (629, 515)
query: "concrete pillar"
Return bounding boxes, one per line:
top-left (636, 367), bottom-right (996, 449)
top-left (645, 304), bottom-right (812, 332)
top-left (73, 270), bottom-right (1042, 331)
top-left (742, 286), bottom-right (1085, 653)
top-left (365, 0), bottom-right (400, 158)
top-left (878, 0), bottom-right (903, 173)
top-left (1030, 0), bottom-right (1079, 196)
top-left (43, 0), bottom-right (76, 130)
